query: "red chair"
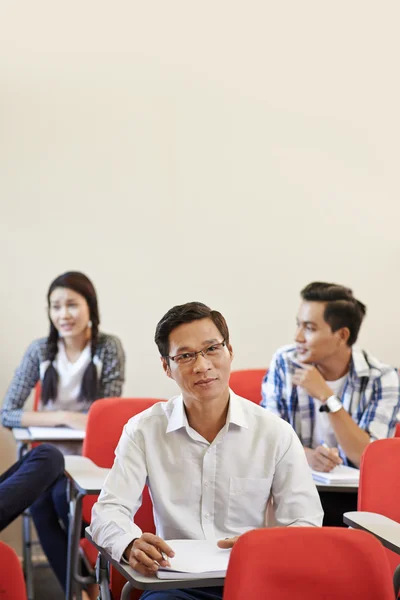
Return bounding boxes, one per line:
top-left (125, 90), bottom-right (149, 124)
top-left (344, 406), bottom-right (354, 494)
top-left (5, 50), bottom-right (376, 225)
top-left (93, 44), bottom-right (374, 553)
top-left (0, 541), bottom-right (27, 600)
top-left (223, 527), bottom-right (394, 599)
top-left (73, 397), bottom-right (164, 600)
top-left (394, 423), bottom-right (400, 438)
top-left (229, 369), bottom-right (267, 404)
top-left (357, 438), bottom-right (400, 581)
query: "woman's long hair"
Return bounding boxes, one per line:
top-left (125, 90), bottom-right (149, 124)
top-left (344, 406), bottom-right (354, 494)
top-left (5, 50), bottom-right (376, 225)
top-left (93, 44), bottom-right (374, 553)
top-left (41, 271), bottom-right (100, 405)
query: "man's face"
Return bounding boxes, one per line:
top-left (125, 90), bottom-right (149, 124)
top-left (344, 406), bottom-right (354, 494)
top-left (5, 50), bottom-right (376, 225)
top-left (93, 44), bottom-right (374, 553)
top-left (295, 301), bottom-right (347, 365)
top-left (162, 317), bottom-right (233, 404)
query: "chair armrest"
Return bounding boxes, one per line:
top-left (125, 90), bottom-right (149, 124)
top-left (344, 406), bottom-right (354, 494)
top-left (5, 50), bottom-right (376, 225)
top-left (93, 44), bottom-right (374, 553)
top-left (344, 511), bottom-right (400, 555)
top-left (64, 455), bottom-right (110, 495)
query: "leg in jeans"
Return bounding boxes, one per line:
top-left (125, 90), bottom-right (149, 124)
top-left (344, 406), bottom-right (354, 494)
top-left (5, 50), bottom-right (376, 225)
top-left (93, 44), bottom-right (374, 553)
top-left (141, 587), bottom-right (224, 600)
top-left (0, 443), bottom-right (64, 531)
top-left (30, 474), bottom-right (70, 590)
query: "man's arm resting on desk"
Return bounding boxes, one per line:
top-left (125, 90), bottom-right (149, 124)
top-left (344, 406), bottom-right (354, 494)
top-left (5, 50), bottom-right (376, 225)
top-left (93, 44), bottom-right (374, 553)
top-left (123, 534), bottom-right (174, 576)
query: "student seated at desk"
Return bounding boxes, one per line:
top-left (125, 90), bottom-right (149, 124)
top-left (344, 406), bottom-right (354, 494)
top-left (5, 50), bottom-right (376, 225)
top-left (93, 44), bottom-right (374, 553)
top-left (1, 271), bottom-right (125, 594)
top-left (89, 302), bottom-right (323, 600)
top-left (261, 281), bottom-right (400, 525)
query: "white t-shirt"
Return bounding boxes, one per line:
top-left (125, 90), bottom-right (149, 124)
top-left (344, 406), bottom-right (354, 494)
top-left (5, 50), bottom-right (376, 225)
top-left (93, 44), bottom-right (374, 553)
top-left (39, 340), bottom-right (95, 411)
top-left (311, 374), bottom-right (348, 449)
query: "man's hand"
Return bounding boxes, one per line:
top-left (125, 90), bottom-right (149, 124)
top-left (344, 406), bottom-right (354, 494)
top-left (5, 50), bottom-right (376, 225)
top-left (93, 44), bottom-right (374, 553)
top-left (217, 536), bottom-right (239, 549)
top-left (305, 446), bottom-right (342, 472)
top-left (292, 364), bottom-right (333, 402)
top-left (124, 533), bottom-right (175, 576)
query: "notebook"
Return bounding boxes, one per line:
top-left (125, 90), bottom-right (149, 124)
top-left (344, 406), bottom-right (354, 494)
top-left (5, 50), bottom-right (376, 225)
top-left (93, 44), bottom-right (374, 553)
top-left (311, 465), bottom-right (360, 484)
top-left (27, 426), bottom-right (86, 440)
top-left (156, 540), bottom-right (231, 580)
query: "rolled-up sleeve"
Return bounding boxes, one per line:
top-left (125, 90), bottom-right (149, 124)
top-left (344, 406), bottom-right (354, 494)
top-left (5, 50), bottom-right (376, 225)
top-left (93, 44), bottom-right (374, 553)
top-left (362, 368), bottom-right (400, 441)
top-left (89, 420), bottom-right (148, 561)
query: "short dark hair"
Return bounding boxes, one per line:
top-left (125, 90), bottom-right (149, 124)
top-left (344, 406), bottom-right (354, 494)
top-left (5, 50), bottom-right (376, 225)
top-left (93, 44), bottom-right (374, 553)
top-left (155, 301), bottom-right (230, 358)
top-left (300, 282), bottom-right (366, 346)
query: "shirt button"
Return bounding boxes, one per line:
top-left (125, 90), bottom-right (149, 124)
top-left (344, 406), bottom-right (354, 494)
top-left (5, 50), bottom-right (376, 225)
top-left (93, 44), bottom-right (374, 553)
top-left (205, 513), bottom-right (210, 518)
top-left (204, 481), bottom-right (208, 487)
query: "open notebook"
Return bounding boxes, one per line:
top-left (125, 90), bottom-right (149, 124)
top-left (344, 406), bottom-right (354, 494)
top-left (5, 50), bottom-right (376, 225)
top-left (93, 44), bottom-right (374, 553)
top-left (156, 540), bottom-right (231, 580)
top-left (311, 465), bottom-right (360, 484)
top-left (27, 427), bottom-right (85, 440)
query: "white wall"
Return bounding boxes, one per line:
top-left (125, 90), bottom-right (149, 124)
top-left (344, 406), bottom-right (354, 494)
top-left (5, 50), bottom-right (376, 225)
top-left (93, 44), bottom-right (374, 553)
top-left (1, 1), bottom-right (400, 550)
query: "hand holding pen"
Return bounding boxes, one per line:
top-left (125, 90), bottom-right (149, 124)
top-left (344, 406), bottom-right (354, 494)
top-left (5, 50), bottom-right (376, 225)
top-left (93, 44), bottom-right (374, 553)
top-left (306, 442), bottom-right (342, 472)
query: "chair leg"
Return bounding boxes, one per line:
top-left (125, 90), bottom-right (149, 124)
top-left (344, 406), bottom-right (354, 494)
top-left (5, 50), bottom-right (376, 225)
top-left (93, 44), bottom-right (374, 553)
top-left (393, 564), bottom-right (400, 598)
top-left (120, 582), bottom-right (134, 600)
top-left (23, 510), bottom-right (35, 600)
top-left (96, 553), bottom-right (112, 600)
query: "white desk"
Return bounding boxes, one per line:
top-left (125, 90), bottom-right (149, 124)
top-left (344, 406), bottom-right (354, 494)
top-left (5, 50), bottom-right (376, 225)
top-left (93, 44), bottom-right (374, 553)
top-left (64, 456), bottom-right (110, 493)
top-left (315, 481), bottom-right (358, 493)
top-left (11, 427), bottom-right (86, 600)
top-left (63, 456), bottom-right (110, 600)
top-left (85, 530), bottom-right (225, 600)
top-left (344, 511), bottom-right (400, 555)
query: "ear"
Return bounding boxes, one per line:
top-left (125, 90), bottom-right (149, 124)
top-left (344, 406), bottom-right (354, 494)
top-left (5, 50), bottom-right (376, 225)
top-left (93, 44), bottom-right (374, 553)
top-left (161, 357), bottom-right (173, 380)
top-left (227, 343), bottom-right (234, 363)
top-left (337, 327), bottom-right (350, 345)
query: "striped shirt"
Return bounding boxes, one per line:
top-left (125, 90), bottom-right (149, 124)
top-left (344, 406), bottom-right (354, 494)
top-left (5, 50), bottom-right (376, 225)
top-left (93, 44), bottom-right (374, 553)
top-left (1, 332), bottom-right (125, 428)
top-left (261, 345), bottom-right (400, 461)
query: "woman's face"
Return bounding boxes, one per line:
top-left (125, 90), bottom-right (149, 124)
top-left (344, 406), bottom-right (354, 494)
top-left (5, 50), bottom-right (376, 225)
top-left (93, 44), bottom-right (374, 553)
top-left (49, 287), bottom-right (91, 339)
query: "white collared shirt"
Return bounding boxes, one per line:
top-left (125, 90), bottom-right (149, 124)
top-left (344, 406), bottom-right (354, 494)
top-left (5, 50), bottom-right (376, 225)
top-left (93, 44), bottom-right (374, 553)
top-left (89, 391), bottom-right (323, 561)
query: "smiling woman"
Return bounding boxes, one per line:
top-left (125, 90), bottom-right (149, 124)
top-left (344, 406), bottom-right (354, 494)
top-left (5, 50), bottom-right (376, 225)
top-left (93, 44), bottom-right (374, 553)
top-left (0, 270), bottom-right (125, 593)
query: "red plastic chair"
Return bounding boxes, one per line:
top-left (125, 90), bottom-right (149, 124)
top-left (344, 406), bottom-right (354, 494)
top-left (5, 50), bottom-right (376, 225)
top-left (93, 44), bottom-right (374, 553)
top-left (229, 369), bottom-right (267, 404)
top-left (79, 397), bottom-right (164, 599)
top-left (394, 423), bottom-right (400, 438)
top-left (223, 527), bottom-right (394, 599)
top-left (0, 541), bottom-right (27, 600)
top-left (358, 438), bottom-right (400, 580)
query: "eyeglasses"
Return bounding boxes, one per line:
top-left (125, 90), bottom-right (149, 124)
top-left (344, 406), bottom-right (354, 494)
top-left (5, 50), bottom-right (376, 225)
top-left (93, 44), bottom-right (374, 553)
top-left (166, 341), bottom-right (226, 366)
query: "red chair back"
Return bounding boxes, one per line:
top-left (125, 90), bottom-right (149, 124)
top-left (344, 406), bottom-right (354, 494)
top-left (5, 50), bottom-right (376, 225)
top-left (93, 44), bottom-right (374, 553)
top-left (81, 397), bottom-right (164, 599)
top-left (229, 369), bottom-right (266, 403)
top-left (224, 528), bottom-right (393, 599)
top-left (0, 541), bottom-right (27, 600)
top-left (395, 423), bottom-right (400, 438)
top-left (358, 438), bottom-right (400, 576)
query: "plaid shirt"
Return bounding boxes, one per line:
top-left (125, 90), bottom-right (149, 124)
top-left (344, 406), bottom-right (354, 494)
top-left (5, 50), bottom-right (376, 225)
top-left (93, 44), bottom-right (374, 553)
top-left (1, 332), bottom-right (125, 428)
top-left (261, 345), bottom-right (400, 458)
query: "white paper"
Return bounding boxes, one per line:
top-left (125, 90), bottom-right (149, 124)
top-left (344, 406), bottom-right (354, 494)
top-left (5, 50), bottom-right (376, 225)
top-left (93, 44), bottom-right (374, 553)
top-left (28, 426), bottom-right (86, 440)
top-left (311, 465), bottom-right (359, 484)
top-left (156, 540), bottom-right (231, 579)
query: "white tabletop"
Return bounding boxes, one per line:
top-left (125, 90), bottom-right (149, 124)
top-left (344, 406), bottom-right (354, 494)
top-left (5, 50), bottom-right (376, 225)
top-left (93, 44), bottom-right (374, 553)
top-left (64, 455), bottom-right (110, 494)
top-left (315, 481), bottom-right (358, 493)
top-left (344, 511), bottom-right (400, 554)
top-left (12, 426), bottom-right (85, 442)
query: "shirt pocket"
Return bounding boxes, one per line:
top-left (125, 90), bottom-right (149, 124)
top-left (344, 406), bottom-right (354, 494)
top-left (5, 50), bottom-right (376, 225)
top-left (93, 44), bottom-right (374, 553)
top-left (227, 476), bottom-right (271, 530)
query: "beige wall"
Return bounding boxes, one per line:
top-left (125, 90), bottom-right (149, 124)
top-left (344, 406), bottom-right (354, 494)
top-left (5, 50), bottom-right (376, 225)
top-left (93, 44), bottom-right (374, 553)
top-left (1, 1), bottom-right (400, 550)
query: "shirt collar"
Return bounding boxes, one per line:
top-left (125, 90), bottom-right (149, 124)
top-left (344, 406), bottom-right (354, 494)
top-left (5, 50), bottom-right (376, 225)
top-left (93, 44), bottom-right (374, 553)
top-left (350, 346), bottom-right (371, 379)
top-left (165, 389), bottom-right (249, 434)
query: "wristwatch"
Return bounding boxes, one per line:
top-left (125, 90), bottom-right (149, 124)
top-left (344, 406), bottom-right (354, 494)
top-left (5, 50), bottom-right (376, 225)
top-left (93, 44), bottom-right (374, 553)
top-left (319, 395), bottom-right (343, 413)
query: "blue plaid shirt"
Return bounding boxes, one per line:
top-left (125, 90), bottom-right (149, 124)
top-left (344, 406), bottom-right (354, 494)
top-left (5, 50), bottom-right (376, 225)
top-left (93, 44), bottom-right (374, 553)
top-left (261, 345), bottom-right (400, 457)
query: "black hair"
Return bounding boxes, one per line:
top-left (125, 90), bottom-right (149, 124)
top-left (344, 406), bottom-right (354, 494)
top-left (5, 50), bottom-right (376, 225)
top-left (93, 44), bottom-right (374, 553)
top-left (41, 271), bottom-right (100, 405)
top-left (154, 301), bottom-right (230, 359)
top-left (301, 281), bottom-right (366, 346)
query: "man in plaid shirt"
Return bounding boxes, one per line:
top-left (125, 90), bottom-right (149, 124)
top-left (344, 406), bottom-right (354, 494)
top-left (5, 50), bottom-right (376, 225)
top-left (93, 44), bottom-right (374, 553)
top-left (261, 282), bottom-right (400, 524)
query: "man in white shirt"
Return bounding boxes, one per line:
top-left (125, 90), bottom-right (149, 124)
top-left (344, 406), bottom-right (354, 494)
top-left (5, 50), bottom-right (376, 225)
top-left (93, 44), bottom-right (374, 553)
top-left (90, 302), bottom-right (323, 600)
